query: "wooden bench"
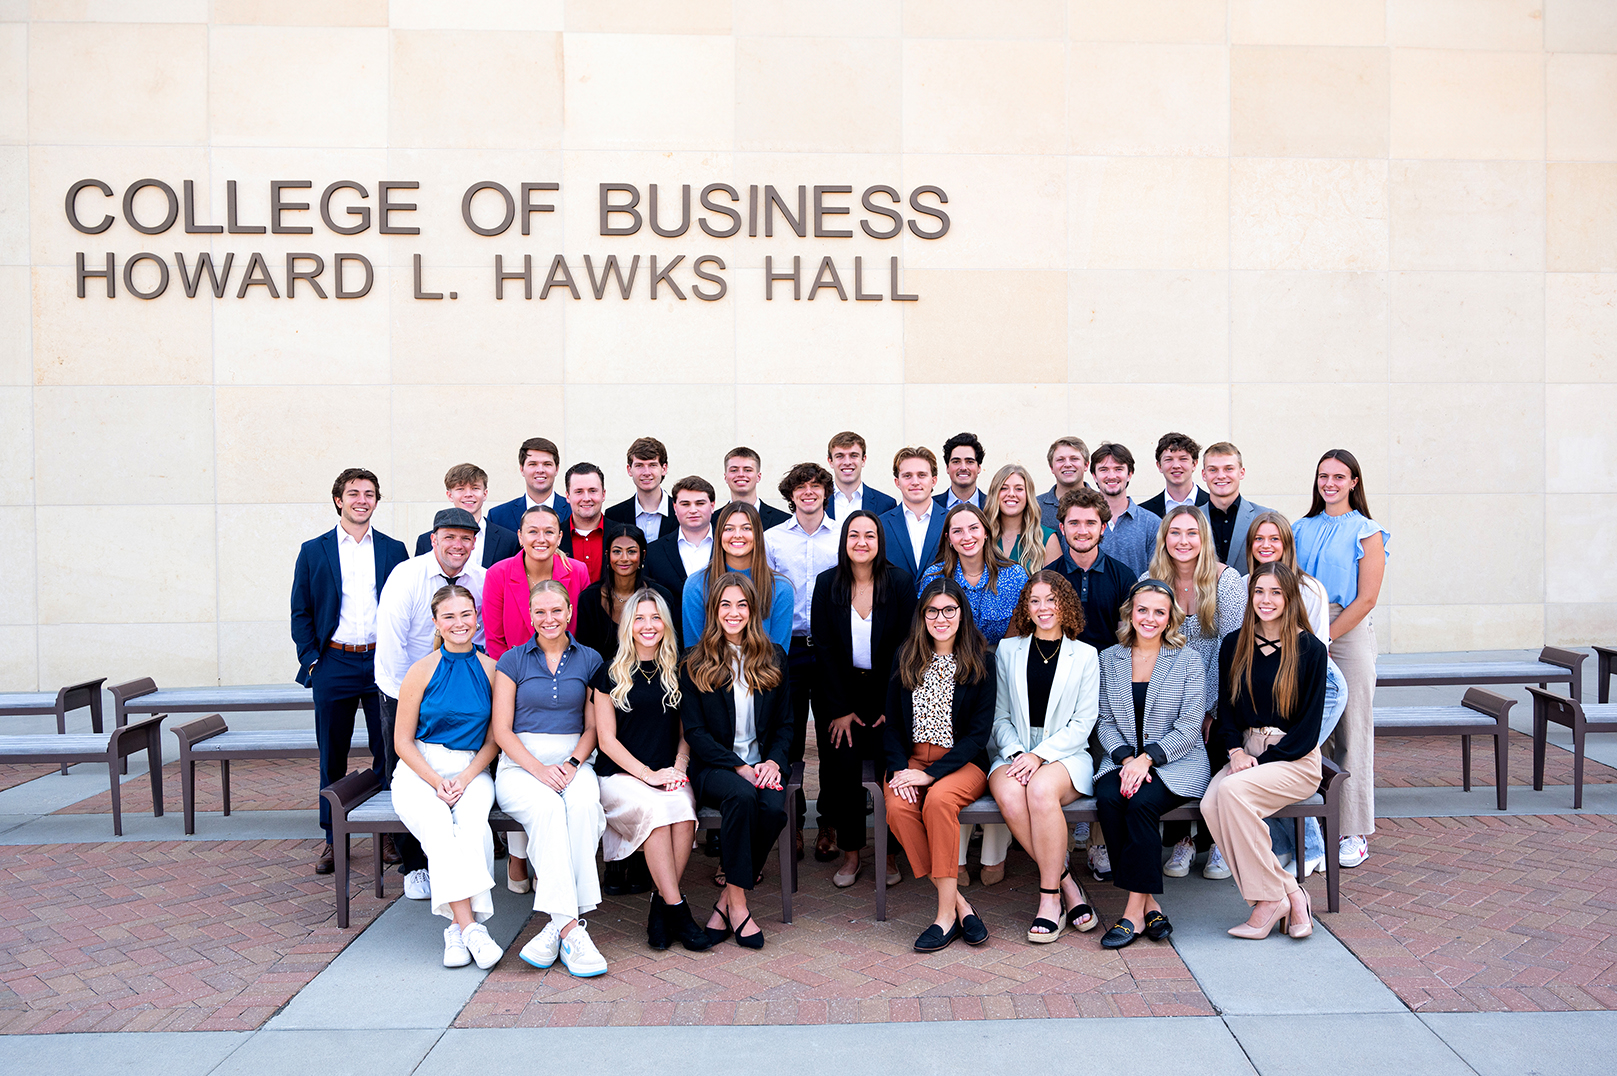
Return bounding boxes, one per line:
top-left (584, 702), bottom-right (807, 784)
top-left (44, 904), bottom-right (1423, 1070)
top-left (1373, 688), bottom-right (1516, 810)
top-left (109, 679), bottom-right (315, 775)
top-left (170, 715), bottom-right (321, 835)
top-left (1526, 687), bottom-right (1617, 809)
top-left (321, 762), bottom-right (807, 930)
top-left (0, 678), bottom-right (108, 774)
top-left (869, 758), bottom-right (1349, 922)
top-left (0, 713), bottom-right (166, 835)
top-left (1376, 646), bottom-right (1586, 702)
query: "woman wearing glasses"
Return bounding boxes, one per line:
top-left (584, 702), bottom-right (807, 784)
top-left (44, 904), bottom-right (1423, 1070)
top-left (883, 578), bottom-right (997, 952)
top-left (1093, 579), bottom-right (1211, 950)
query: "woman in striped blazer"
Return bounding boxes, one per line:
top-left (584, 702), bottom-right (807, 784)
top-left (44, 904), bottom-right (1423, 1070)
top-left (1093, 579), bottom-right (1212, 950)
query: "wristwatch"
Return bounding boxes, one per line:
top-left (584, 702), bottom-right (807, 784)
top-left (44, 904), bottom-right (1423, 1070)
top-left (1008, 750), bottom-right (1024, 761)
top-left (564, 756), bottom-right (580, 769)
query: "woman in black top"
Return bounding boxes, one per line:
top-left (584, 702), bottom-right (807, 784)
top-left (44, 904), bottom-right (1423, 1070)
top-left (590, 587), bottom-right (710, 953)
top-left (680, 573), bottom-right (794, 950)
top-left (576, 526), bottom-right (679, 663)
top-left (810, 510), bottom-right (916, 889)
top-left (1202, 563), bottom-right (1328, 941)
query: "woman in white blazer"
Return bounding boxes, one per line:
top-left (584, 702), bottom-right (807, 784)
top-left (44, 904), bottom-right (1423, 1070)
top-left (988, 572), bottom-right (1101, 943)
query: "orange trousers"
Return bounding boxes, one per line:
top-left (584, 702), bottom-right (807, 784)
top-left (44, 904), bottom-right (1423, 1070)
top-left (884, 743), bottom-right (988, 880)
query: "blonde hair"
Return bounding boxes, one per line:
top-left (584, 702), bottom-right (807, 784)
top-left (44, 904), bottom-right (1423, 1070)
top-left (1116, 582), bottom-right (1189, 650)
top-left (606, 588), bottom-right (682, 710)
top-left (1146, 505), bottom-right (1223, 638)
top-left (429, 584), bottom-right (478, 651)
top-left (528, 578), bottom-right (572, 610)
top-left (984, 463), bottom-right (1045, 576)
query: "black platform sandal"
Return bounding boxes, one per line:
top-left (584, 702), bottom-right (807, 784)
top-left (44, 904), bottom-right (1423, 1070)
top-left (1063, 868), bottom-right (1097, 933)
top-left (1026, 885), bottom-right (1068, 944)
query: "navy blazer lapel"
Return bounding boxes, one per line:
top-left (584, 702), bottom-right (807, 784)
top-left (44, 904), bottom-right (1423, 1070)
top-left (921, 510), bottom-right (946, 572)
top-left (887, 513), bottom-right (920, 577)
top-left (320, 528), bottom-right (342, 597)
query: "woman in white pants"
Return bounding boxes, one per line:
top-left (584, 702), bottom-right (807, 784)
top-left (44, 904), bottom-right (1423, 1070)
top-left (391, 584), bottom-right (504, 970)
top-left (493, 580), bottom-right (609, 978)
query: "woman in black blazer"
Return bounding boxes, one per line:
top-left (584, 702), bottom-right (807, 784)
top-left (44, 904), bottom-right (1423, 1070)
top-left (811, 509), bottom-right (916, 889)
top-left (679, 572), bottom-right (793, 950)
top-left (884, 577), bottom-right (997, 953)
top-left (576, 526), bottom-right (679, 664)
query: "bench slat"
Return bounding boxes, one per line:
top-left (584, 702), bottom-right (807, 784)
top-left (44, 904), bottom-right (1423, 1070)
top-left (0, 693), bottom-right (62, 715)
top-left (0, 734), bottom-right (114, 753)
top-left (1376, 661), bottom-right (1570, 683)
top-left (125, 686), bottom-right (314, 713)
top-left (188, 731), bottom-right (320, 752)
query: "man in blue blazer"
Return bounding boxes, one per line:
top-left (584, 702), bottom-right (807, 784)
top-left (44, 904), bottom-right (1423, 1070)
top-left (486, 435), bottom-right (571, 534)
top-left (933, 431), bottom-right (989, 512)
top-left (825, 430), bottom-right (897, 520)
top-left (290, 467), bottom-right (409, 875)
top-left (880, 446), bottom-right (947, 579)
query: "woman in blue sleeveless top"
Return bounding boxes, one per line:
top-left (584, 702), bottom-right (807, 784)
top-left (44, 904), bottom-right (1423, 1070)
top-left (393, 584), bottom-right (504, 971)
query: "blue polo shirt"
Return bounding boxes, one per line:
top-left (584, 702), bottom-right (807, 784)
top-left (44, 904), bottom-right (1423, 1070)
top-left (495, 635), bottom-right (602, 735)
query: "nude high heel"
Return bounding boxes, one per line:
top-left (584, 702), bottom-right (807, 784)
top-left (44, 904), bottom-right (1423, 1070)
top-left (1227, 900), bottom-right (1290, 940)
top-left (1287, 889), bottom-right (1313, 939)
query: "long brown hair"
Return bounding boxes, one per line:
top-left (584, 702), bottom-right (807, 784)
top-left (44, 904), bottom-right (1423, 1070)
top-left (897, 578), bottom-right (989, 690)
top-left (684, 572), bottom-right (783, 695)
top-left (705, 502), bottom-right (775, 618)
top-left (1006, 571), bottom-right (1085, 640)
top-left (936, 503), bottom-right (1016, 593)
top-left (1304, 448), bottom-right (1373, 519)
top-left (1245, 510), bottom-right (1298, 572)
top-left (1228, 563), bottom-right (1308, 719)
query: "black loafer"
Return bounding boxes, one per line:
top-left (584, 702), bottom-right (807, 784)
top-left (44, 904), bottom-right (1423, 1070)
top-left (914, 920), bottom-right (963, 953)
top-left (1143, 910), bottom-right (1173, 941)
top-left (315, 845), bottom-right (334, 875)
top-left (961, 913), bottom-right (989, 946)
top-left (1100, 918), bottom-right (1138, 950)
top-left (603, 860), bottom-right (630, 896)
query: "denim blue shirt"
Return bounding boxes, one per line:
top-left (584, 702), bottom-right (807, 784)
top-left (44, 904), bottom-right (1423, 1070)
top-left (1097, 498), bottom-right (1161, 578)
top-left (918, 561), bottom-right (1032, 647)
top-left (494, 635), bottom-right (602, 735)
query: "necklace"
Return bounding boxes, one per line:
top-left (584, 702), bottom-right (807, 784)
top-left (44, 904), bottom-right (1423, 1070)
top-left (1032, 636), bottom-right (1061, 664)
top-left (637, 660), bottom-right (658, 683)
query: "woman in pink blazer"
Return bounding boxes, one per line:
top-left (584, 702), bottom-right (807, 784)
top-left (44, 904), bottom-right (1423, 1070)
top-left (483, 505), bottom-right (590, 659)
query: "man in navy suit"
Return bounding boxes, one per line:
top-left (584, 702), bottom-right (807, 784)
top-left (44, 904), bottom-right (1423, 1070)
top-left (643, 475), bottom-right (716, 594)
top-left (880, 446), bottom-right (946, 579)
top-left (412, 462), bottom-right (520, 568)
top-left (1138, 431), bottom-right (1210, 519)
top-left (722, 446), bottom-right (791, 529)
top-left (486, 436), bottom-right (571, 534)
top-left (290, 467), bottom-right (409, 875)
top-left (934, 431), bottom-right (988, 511)
top-left (604, 436), bottom-right (676, 541)
top-left (825, 430), bottom-right (897, 520)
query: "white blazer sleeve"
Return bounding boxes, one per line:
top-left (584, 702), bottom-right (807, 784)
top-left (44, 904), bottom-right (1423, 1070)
top-left (1033, 644), bottom-right (1099, 763)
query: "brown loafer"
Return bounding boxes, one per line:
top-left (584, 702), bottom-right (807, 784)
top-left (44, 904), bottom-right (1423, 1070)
top-left (315, 844), bottom-right (334, 875)
top-left (381, 835), bottom-right (402, 865)
top-left (813, 828), bottom-right (839, 862)
top-left (957, 865), bottom-right (970, 887)
top-left (980, 862), bottom-right (1006, 886)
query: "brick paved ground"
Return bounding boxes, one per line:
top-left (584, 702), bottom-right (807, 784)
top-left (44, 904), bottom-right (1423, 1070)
top-left (55, 757), bottom-right (324, 816)
top-left (0, 839), bottom-right (392, 1033)
top-left (456, 850), bottom-right (1213, 1027)
top-left (0, 764), bottom-right (55, 794)
top-left (1376, 732), bottom-right (1617, 789)
top-left (1333, 814), bottom-right (1617, 1012)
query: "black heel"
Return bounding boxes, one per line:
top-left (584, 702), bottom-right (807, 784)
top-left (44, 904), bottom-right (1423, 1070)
top-left (1026, 883), bottom-right (1067, 944)
top-left (647, 893), bottom-right (669, 950)
top-left (666, 896), bottom-right (713, 952)
top-left (704, 901), bottom-right (733, 946)
top-left (1063, 867), bottom-right (1097, 933)
top-left (733, 913), bottom-right (764, 950)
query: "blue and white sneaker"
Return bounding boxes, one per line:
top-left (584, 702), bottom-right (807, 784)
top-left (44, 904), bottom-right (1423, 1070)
top-left (519, 918), bottom-right (563, 969)
top-left (558, 920), bottom-right (608, 978)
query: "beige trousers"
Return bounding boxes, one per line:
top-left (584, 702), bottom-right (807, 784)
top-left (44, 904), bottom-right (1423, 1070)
top-left (1326, 603), bottom-right (1376, 836)
top-left (1201, 730), bottom-right (1322, 904)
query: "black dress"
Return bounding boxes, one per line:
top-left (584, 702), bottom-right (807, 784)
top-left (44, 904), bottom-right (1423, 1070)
top-left (575, 577), bottom-right (679, 664)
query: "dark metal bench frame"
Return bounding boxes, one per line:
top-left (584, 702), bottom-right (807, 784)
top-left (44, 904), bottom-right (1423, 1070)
top-left (1373, 688), bottom-right (1516, 810)
top-left (322, 762), bottom-right (808, 930)
top-left (170, 715), bottom-right (321, 835)
top-left (0, 678), bottom-right (108, 774)
top-left (870, 758), bottom-right (1349, 922)
top-left (1374, 646), bottom-right (1586, 702)
top-left (0, 713), bottom-right (165, 834)
top-left (1527, 687), bottom-right (1617, 809)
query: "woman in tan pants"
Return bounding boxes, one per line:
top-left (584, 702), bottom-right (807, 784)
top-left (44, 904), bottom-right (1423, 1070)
top-left (1202, 563), bottom-right (1330, 940)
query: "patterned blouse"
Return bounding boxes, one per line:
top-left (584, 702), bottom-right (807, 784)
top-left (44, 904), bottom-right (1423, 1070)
top-left (918, 561), bottom-right (1032, 646)
top-left (912, 654), bottom-right (957, 747)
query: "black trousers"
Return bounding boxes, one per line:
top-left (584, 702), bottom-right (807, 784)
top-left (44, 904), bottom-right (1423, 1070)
top-left (692, 767), bottom-right (788, 891)
top-left (378, 691), bottom-right (428, 875)
top-left (311, 647), bottom-right (384, 841)
top-left (818, 667), bottom-right (884, 853)
top-left (1094, 768), bottom-right (1187, 896)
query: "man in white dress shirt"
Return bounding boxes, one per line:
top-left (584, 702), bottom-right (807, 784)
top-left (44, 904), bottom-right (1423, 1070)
top-left (643, 476), bottom-right (715, 595)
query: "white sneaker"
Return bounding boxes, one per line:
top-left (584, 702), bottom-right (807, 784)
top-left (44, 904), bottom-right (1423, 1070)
top-left (1089, 843), bottom-right (1112, 879)
top-left (1072, 821), bottom-right (1090, 844)
top-left (558, 920), bottom-right (608, 978)
top-left (1202, 845), bottom-right (1231, 879)
top-left (1339, 835), bottom-right (1368, 868)
top-left (1277, 852), bottom-right (1295, 870)
top-left (461, 922), bottom-right (504, 970)
top-left (519, 919), bottom-right (563, 969)
top-left (403, 869), bottom-right (431, 900)
top-left (1163, 838), bottom-right (1196, 878)
top-left (1303, 854), bottom-right (1326, 878)
top-left (442, 924), bottom-right (471, 968)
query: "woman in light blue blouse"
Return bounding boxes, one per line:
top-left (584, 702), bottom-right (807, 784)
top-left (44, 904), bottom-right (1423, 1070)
top-left (919, 504), bottom-right (1031, 649)
top-left (1291, 449), bottom-right (1388, 870)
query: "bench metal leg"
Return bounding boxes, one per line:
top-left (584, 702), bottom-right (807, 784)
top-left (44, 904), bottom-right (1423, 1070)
top-left (1574, 719), bottom-right (1586, 810)
top-left (147, 727), bottom-right (163, 818)
top-left (180, 755), bottom-right (196, 835)
top-left (1532, 706), bottom-right (1548, 792)
top-left (335, 833), bottom-right (351, 929)
top-left (221, 760), bottom-right (231, 817)
top-left (863, 766), bottom-right (887, 922)
top-left (1495, 727), bottom-right (1508, 812)
top-left (374, 835), bottom-right (385, 897)
top-left (1461, 735), bottom-right (1472, 792)
top-left (1324, 800), bottom-right (1341, 914)
top-left (1293, 817), bottom-right (1306, 883)
top-left (108, 759), bottom-right (123, 837)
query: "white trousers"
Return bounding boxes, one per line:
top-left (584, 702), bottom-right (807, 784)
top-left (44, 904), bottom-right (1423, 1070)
top-left (961, 823), bottom-right (1013, 867)
top-left (495, 732), bottom-right (604, 920)
top-left (392, 740), bottom-right (496, 922)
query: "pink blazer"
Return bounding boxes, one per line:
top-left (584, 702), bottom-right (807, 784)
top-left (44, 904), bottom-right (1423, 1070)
top-left (482, 552), bottom-right (590, 659)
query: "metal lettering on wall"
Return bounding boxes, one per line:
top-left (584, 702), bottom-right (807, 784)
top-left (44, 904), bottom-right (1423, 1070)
top-left (64, 179), bottom-right (949, 303)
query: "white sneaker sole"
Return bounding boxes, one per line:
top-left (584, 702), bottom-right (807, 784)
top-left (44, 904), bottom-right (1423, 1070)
top-left (561, 957), bottom-right (608, 978)
top-left (519, 941), bottom-right (559, 970)
top-left (1163, 859), bottom-right (1193, 878)
top-left (444, 949), bottom-right (471, 968)
top-left (1340, 850), bottom-right (1368, 868)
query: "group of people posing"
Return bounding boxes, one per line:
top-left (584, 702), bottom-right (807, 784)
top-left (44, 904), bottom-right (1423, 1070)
top-left (290, 429), bottom-right (1388, 969)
